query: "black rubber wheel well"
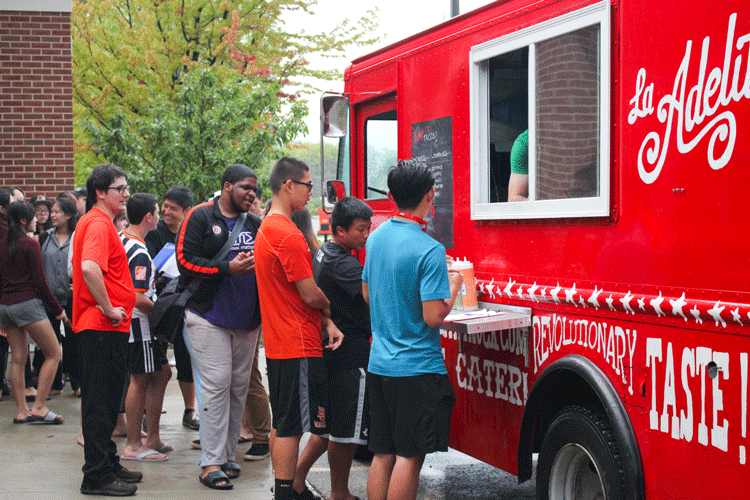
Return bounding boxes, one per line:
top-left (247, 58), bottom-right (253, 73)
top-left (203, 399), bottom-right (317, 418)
top-left (532, 370), bottom-right (603, 452)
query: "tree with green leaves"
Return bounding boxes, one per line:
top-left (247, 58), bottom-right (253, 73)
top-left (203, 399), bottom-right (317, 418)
top-left (72, 0), bottom-right (378, 196)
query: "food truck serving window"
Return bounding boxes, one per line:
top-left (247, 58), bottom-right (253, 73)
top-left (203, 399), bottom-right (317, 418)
top-left (469, 0), bottom-right (610, 219)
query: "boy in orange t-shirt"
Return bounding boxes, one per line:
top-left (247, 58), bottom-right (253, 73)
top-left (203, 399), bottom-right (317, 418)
top-left (255, 157), bottom-right (343, 500)
top-left (72, 164), bottom-right (139, 497)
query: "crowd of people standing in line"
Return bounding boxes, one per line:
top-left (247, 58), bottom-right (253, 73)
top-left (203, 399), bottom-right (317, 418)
top-left (1, 155), bottom-right (462, 500)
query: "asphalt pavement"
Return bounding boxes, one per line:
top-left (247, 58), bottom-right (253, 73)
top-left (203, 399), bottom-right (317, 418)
top-left (0, 347), bottom-right (536, 499)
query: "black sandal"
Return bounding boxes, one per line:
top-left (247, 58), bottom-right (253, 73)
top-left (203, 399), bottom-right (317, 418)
top-left (221, 462), bottom-right (241, 479)
top-left (199, 470), bottom-right (233, 490)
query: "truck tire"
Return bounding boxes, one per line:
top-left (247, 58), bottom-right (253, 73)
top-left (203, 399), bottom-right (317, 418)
top-left (536, 405), bottom-right (626, 500)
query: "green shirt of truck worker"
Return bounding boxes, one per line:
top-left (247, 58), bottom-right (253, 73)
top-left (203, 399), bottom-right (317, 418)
top-left (508, 129), bottom-right (528, 202)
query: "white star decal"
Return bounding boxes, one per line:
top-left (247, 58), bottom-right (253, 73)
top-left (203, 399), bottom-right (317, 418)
top-left (731, 308), bottom-right (743, 326)
top-left (650, 292), bottom-right (665, 317)
top-left (691, 305), bottom-right (703, 324)
top-left (708, 301), bottom-right (726, 327)
top-left (528, 282), bottom-right (539, 302)
top-left (638, 297), bottom-right (646, 310)
top-left (503, 278), bottom-right (515, 298)
top-left (579, 296), bottom-right (587, 307)
top-left (669, 293), bottom-right (688, 321)
top-left (620, 291), bottom-right (635, 315)
top-left (517, 286), bottom-right (525, 300)
top-left (565, 283), bottom-right (578, 306)
top-left (551, 283), bottom-right (562, 304)
top-left (477, 281), bottom-right (485, 295)
top-left (540, 288), bottom-right (547, 301)
top-left (588, 287), bottom-right (602, 309)
top-left (606, 295), bottom-right (615, 311)
top-left (486, 278), bottom-right (495, 299)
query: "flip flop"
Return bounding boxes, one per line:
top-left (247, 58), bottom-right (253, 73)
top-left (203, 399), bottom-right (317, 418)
top-left (156, 443), bottom-right (173, 453)
top-left (122, 449), bottom-right (168, 462)
top-left (221, 462), bottom-right (240, 479)
top-left (199, 470), bottom-right (233, 490)
top-left (27, 411), bottom-right (64, 425)
top-left (238, 436), bottom-right (252, 444)
top-left (13, 415), bottom-right (35, 424)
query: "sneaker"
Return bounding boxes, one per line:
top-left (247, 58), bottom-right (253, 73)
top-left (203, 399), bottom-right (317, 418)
top-left (292, 486), bottom-right (323, 500)
top-left (81, 479), bottom-right (137, 496)
top-left (182, 409), bottom-right (200, 430)
top-left (115, 467), bottom-right (143, 484)
top-left (244, 442), bottom-right (270, 461)
top-left (191, 439), bottom-right (202, 449)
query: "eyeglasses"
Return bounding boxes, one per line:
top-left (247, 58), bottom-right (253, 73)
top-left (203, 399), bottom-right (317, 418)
top-left (291, 180), bottom-right (313, 192)
top-left (35, 208), bottom-right (49, 214)
top-left (108, 185), bottom-right (130, 194)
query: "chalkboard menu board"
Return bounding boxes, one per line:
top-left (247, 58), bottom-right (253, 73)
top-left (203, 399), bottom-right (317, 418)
top-left (412, 116), bottom-right (453, 249)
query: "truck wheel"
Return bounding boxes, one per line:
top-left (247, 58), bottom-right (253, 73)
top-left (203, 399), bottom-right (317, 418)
top-left (536, 405), bottom-right (626, 500)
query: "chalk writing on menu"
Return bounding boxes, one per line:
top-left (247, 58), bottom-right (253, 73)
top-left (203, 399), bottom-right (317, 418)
top-left (411, 116), bottom-right (453, 249)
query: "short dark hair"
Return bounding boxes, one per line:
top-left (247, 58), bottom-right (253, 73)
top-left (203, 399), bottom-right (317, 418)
top-left (269, 157), bottom-right (309, 194)
top-left (221, 164), bottom-right (257, 188)
top-left (0, 189), bottom-right (10, 209)
top-left (164, 185), bottom-right (194, 210)
top-left (331, 197), bottom-right (373, 234)
top-left (5, 185), bottom-right (23, 197)
top-left (126, 193), bottom-right (157, 225)
top-left (387, 159), bottom-right (434, 210)
top-left (86, 163), bottom-right (127, 211)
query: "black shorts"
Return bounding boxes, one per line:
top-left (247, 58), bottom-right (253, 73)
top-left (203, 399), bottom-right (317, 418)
top-left (367, 372), bottom-right (456, 457)
top-left (127, 339), bottom-right (168, 375)
top-left (327, 367), bottom-right (369, 445)
top-left (172, 326), bottom-right (193, 383)
top-left (267, 357), bottom-right (328, 438)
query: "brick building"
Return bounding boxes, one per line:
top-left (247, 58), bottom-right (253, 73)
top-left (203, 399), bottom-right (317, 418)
top-left (0, 0), bottom-right (74, 199)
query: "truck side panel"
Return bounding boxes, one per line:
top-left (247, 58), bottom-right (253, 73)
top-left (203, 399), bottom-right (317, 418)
top-left (343, 0), bottom-right (750, 497)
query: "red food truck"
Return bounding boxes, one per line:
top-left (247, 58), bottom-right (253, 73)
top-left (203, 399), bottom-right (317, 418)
top-left (318, 0), bottom-right (750, 498)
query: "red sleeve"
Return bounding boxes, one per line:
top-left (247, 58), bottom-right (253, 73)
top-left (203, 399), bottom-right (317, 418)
top-left (278, 230), bottom-right (313, 283)
top-left (81, 218), bottom-right (111, 274)
top-left (26, 239), bottom-right (63, 317)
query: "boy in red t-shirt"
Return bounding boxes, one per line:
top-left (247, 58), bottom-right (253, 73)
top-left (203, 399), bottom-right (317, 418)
top-left (72, 164), bottom-right (140, 497)
top-left (255, 157), bottom-right (343, 500)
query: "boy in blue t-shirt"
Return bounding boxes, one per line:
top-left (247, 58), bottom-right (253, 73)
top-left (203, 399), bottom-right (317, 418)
top-left (362, 159), bottom-right (463, 500)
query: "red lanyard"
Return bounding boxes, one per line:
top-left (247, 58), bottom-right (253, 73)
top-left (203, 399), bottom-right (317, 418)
top-left (394, 212), bottom-right (428, 231)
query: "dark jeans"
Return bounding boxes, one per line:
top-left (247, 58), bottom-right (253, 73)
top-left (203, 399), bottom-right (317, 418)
top-left (80, 329), bottom-right (128, 488)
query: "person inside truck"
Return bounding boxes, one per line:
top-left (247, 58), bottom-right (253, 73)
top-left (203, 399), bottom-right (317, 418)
top-left (507, 129), bottom-right (529, 201)
top-left (362, 159), bottom-right (463, 500)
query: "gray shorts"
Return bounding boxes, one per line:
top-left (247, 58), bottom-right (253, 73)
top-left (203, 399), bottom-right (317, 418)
top-left (0, 298), bottom-right (48, 329)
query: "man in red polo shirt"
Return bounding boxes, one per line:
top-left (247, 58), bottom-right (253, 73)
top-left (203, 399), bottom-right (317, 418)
top-left (72, 164), bottom-right (139, 497)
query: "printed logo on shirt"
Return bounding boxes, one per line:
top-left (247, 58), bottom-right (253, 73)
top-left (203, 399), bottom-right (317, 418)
top-left (232, 231), bottom-right (255, 252)
top-left (212, 225), bottom-right (222, 235)
top-left (135, 266), bottom-right (147, 281)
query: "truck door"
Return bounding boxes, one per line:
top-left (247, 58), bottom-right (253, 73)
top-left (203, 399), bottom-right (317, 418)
top-left (354, 95), bottom-right (397, 227)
